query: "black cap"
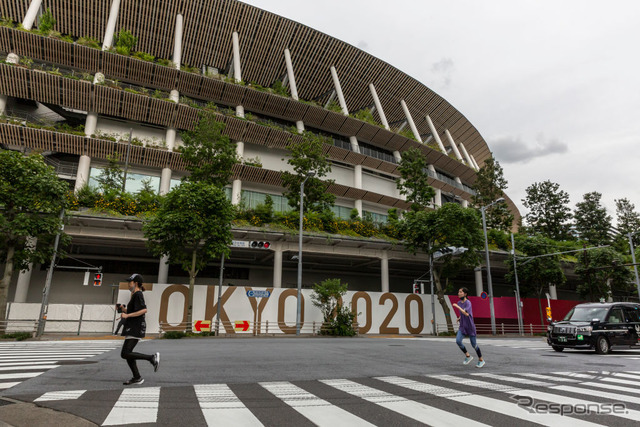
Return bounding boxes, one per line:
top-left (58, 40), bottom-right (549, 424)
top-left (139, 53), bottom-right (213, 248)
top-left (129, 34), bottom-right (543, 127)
top-left (126, 273), bottom-right (144, 284)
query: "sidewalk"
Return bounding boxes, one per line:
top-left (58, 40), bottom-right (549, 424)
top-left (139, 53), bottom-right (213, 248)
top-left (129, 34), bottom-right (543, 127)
top-left (0, 398), bottom-right (96, 427)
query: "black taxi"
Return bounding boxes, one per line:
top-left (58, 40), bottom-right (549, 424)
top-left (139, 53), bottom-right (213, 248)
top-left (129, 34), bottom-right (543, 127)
top-left (547, 302), bottom-right (640, 354)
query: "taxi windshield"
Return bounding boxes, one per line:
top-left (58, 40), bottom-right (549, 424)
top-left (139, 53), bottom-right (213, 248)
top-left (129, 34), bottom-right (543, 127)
top-left (563, 306), bottom-right (609, 322)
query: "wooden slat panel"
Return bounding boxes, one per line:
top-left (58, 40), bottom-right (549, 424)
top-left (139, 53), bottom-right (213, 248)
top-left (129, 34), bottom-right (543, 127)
top-left (219, 82), bottom-right (245, 105)
top-left (29, 70), bottom-right (60, 104)
top-left (283, 99), bottom-right (308, 121)
top-left (147, 97), bottom-right (176, 127)
top-left (0, 123), bottom-right (23, 146)
top-left (121, 91), bottom-right (150, 122)
top-left (142, 146), bottom-right (171, 168)
top-left (93, 84), bottom-right (122, 116)
top-left (42, 37), bottom-right (73, 68)
top-left (355, 123), bottom-right (380, 142)
top-left (242, 121), bottom-right (270, 144)
top-left (265, 128), bottom-right (290, 149)
top-left (377, 161), bottom-right (398, 175)
top-left (12, 29), bottom-right (41, 58)
top-left (176, 70), bottom-right (202, 97)
top-left (302, 104), bottom-right (327, 127)
top-left (220, 114), bottom-right (246, 140)
top-left (321, 111), bottom-right (347, 130)
top-left (56, 132), bottom-right (84, 155)
top-left (101, 51), bottom-right (129, 81)
top-left (361, 192), bottom-right (383, 203)
top-left (241, 88), bottom-right (269, 112)
top-left (73, 44), bottom-right (100, 71)
top-left (152, 63), bottom-right (178, 90)
top-left (0, 63), bottom-right (29, 97)
top-left (0, 26), bottom-right (12, 53)
top-left (126, 56), bottom-right (156, 87)
top-left (361, 157), bottom-right (382, 170)
top-left (338, 116), bottom-right (363, 136)
top-left (199, 77), bottom-right (225, 100)
top-left (23, 127), bottom-right (55, 151)
top-left (173, 104), bottom-right (199, 131)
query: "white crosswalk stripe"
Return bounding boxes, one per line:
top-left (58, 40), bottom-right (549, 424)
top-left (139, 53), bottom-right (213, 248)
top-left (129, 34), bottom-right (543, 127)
top-left (21, 370), bottom-right (640, 426)
top-left (0, 340), bottom-right (118, 391)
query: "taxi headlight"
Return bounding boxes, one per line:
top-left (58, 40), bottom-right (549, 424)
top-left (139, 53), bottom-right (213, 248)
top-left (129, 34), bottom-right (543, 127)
top-left (576, 326), bottom-right (592, 333)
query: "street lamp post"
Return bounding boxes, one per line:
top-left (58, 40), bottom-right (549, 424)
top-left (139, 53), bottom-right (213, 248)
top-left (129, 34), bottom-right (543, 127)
top-left (296, 171), bottom-right (315, 335)
top-left (510, 233), bottom-right (524, 335)
top-left (480, 197), bottom-right (504, 335)
top-left (628, 232), bottom-right (640, 302)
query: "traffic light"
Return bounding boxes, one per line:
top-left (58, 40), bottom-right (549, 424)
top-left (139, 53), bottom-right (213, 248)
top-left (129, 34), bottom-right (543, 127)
top-left (93, 273), bottom-right (102, 287)
top-left (250, 241), bottom-right (271, 249)
top-left (413, 282), bottom-right (420, 294)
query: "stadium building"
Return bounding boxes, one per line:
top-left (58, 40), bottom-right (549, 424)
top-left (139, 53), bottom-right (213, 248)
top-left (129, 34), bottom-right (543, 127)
top-left (1, 0), bottom-right (521, 306)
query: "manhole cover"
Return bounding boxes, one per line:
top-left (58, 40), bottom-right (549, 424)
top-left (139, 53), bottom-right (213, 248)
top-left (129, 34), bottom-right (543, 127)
top-left (56, 360), bottom-right (99, 365)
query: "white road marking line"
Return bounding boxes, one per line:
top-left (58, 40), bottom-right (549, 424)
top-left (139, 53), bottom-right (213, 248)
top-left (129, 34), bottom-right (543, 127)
top-left (0, 365), bottom-right (58, 371)
top-left (550, 384), bottom-right (640, 405)
top-left (0, 382), bottom-right (20, 389)
top-left (472, 373), bottom-right (549, 387)
top-left (321, 378), bottom-right (489, 427)
top-left (516, 373), bottom-right (581, 383)
top-left (555, 372), bottom-right (640, 387)
top-left (261, 381), bottom-right (374, 427)
top-left (194, 384), bottom-right (263, 427)
top-left (35, 389), bottom-right (86, 402)
top-left (0, 372), bottom-right (45, 380)
top-left (102, 387), bottom-right (160, 426)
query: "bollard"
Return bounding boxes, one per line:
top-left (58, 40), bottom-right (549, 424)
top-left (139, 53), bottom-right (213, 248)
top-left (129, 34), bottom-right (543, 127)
top-left (265, 320), bottom-right (269, 334)
top-left (530, 324), bottom-right (533, 336)
top-left (501, 323), bottom-right (504, 336)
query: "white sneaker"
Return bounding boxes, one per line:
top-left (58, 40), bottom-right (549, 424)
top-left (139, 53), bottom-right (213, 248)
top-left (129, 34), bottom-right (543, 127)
top-left (463, 356), bottom-right (473, 365)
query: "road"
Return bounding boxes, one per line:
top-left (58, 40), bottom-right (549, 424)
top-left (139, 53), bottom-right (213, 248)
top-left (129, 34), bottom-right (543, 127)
top-left (1, 336), bottom-right (640, 426)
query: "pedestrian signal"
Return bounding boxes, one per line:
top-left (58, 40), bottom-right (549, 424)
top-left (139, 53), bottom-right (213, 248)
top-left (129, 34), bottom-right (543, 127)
top-left (250, 241), bottom-right (271, 249)
top-left (413, 282), bottom-right (420, 294)
top-left (93, 273), bottom-right (102, 287)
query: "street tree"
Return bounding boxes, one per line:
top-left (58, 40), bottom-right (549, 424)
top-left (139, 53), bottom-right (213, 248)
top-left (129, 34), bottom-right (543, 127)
top-left (401, 203), bottom-right (484, 332)
top-left (575, 247), bottom-right (633, 301)
top-left (282, 131), bottom-right (335, 212)
top-left (143, 181), bottom-right (235, 332)
top-left (396, 148), bottom-right (435, 211)
top-left (96, 153), bottom-right (125, 197)
top-left (505, 234), bottom-right (566, 324)
top-left (181, 112), bottom-right (238, 187)
top-left (522, 180), bottom-right (572, 240)
top-left (615, 198), bottom-right (640, 246)
top-left (573, 192), bottom-right (612, 245)
top-left (472, 156), bottom-right (513, 231)
top-left (0, 150), bottom-right (68, 323)
top-left (311, 278), bottom-right (356, 336)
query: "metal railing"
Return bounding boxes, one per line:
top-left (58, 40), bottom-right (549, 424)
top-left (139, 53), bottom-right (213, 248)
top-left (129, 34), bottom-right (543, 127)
top-left (159, 320), bottom-right (360, 337)
top-left (435, 322), bottom-right (548, 336)
top-left (0, 320), bottom-right (38, 336)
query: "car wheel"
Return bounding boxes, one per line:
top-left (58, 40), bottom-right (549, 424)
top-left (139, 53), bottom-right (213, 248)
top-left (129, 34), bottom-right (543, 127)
top-left (596, 336), bottom-right (610, 354)
top-left (552, 345), bottom-right (564, 352)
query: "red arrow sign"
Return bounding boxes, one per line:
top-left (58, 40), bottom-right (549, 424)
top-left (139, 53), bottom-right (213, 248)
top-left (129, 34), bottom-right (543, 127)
top-left (194, 320), bottom-right (211, 332)
top-left (234, 320), bottom-right (249, 331)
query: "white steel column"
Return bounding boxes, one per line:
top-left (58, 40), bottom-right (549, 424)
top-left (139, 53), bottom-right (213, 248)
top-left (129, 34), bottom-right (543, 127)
top-left (474, 267), bottom-right (483, 296)
top-left (231, 180), bottom-right (242, 205)
top-left (425, 115), bottom-right (447, 153)
top-left (458, 142), bottom-right (474, 169)
top-left (444, 129), bottom-right (463, 161)
top-left (74, 155), bottom-right (91, 192)
top-left (172, 14), bottom-right (183, 69)
top-left (273, 244), bottom-right (283, 288)
top-left (381, 251), bottom-right (389, 293)
top-left (159, 168), bottom-right (172, 196)
top-left (393, 151), bottom-right (402, 163)
top-left (102, 0), bottom-right (121, 50)
top-left (330, 66), bottom-right (348, 115)
top-left (548, 284), bottom-right (558, 300)
top-left (157, 256), bottom-right (169, 284)
top-left (470, 154), bottom-right (480, 170)
top-left (434, 189), bottom-right (442, 207)
top-left (369, 84), bottom-right (389, 130)
top-left (349, 136), bottom-right (360, 153)
top-left (14, 237), bottom-right (37, 303)
top-left (22, 0), bottom-right (43, 31)
top-left (232, 32), bottom-right (242, 83)
top-left (284, 49), bottom-right (305, 132)
top-left (400, 100), bottom-right (422, 142)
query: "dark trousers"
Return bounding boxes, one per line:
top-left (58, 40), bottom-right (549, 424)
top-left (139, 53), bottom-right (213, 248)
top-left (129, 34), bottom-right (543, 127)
top-left (121, 338), bottom-right (152, 379)
top-left (114, 318), bottom-right (126, 335)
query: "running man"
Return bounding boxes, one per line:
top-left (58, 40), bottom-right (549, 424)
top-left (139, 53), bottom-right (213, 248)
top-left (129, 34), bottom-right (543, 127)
top-left (452, 287), bottom-right (485, 368)
top-left (119, 273), bottom-right (159, 385)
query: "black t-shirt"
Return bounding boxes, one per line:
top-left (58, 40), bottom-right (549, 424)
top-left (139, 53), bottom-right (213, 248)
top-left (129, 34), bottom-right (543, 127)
top-left (122, 290), bottom-right (147, 338)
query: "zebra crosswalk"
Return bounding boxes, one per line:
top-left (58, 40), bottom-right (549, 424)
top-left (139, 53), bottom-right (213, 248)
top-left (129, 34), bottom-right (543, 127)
top-left (19, 370), bottom-right (640, 426)
top-left (0, 340), bottom-right (119, 391)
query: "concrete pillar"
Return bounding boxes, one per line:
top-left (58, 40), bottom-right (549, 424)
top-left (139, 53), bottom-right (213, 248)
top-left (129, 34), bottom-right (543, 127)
top-left (236, 140), bottom-right (245, 158)
top-left (368, 84), bottom-right (389, 130)
top-left (13, 237), bottom-right (37, 303)
top-left (165, 128), bottom-right (177, 151)
top-left (0, 96), bottom-right (7, 115)
top-left (231, 179), bottom-right (242, 205)
top-left (236, 105), bottom-right (244, 118)
top-left (273, 244), bottom-right (283, 288)
top-left (284, 49), bottom-right (299, 101)
top-left (232, 32), bottom-right (242, 83)
top-left (170, 90), bottom-right (179, 103)
top-left (296, 121), bottom-right (305, 133)
top-left (427, 164), bottom-right (436, 178)
top-left (425, 115), bottom-right (447, 153)
top-left (159, 167), bottom-right (172, 195)
top-left (549, 284), bottom-right (558, 300)
top-left (354, 199), bottom-right (363, 218)
top-left (470, 154), bottom-right (480, 171)
top-left (22, 0), bottom-right (43, 31)
top-left (102, 0), bottom-right (122, 50)
top-left (381, 251), bottom-right (389, 293)
top-left (444, 129), bottom-right (464, 161)
top-left (400, 100), bottom-right (422, 142)
top-left (462, 199), bottom-right (469, 208)
top-left (474, 267), bottom-right (483, 296)
top-left (172, 14), bottom-right (183, 69)
top-left (393, 151), bottom-right (402, 163)
top-left (74, 155), bottom-right (91, 192)
top-left (458, 142), bottom-right (474, 168)
top-left (85, 112), bottom-right (98, 137)
top-left (434, 188), bottom-right (442, 207)
top-left (349, 136), bottom-right (360, 153)
top-left (157, 255), bottom-right (169, 284)
top-left (329, 66), bottom-right (348, 115)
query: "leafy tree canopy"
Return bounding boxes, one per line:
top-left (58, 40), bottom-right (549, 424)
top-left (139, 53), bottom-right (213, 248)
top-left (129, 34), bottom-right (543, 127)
top-left (472, 156), bottom-right (513, 231)
top-left (522, 180), bottom-right (572, 240)
top-left (573, 191), bottom-right (612, 245)
top-left (575, 247), bottom-right (634, 301)
top-left (396, 148), bottom-right (435, 211)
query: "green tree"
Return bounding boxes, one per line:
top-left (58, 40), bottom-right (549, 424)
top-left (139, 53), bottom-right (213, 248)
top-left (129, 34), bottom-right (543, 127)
top-left (472, 156), bottom-right (513, 231)
top-left (575, 247), bottom-right (634, 301)
top-left (97, 153), bottom-right (125, 197)
top-left (506, 234), bottom-right (566, 324)
top-left (311, 278), bottom-right (356, 336)
top-left (401, 203), bottom-right (484, 332)
top-left (522, 180), bottom-right (572, 240)
top-left (114, 28), bottom-right (137, 56)
top-left (573, 192), bottom-right (612, 245)
top-left (396, 148), bottom-right (435, 211)
top-left (37, 8), bottom-right (55, 35)
top-left (282, 131), bottom-right (335, 212)
top-left (143, 182), bottom-right (234, 332)
top-left (180, 113), bottom-right (238, 187)
top-left (0, 150), bottom-right (68, 323)
top-left (615, 198), bottom-right (640, 246)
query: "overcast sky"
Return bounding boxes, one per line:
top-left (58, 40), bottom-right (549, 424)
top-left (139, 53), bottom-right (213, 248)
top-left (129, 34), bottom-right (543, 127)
top-left (242, 0), bottom-right (640, 222)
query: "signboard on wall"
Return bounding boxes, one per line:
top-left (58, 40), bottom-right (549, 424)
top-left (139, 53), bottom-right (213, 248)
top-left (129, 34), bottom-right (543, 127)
top-left (117, 284), bottom-right (455, 335)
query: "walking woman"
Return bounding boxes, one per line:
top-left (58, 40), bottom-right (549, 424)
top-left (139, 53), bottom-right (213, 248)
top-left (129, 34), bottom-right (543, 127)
top-left (452, 287), bottom-right (485, 368)
top-left (120, 274), bottom-right (159, 385)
